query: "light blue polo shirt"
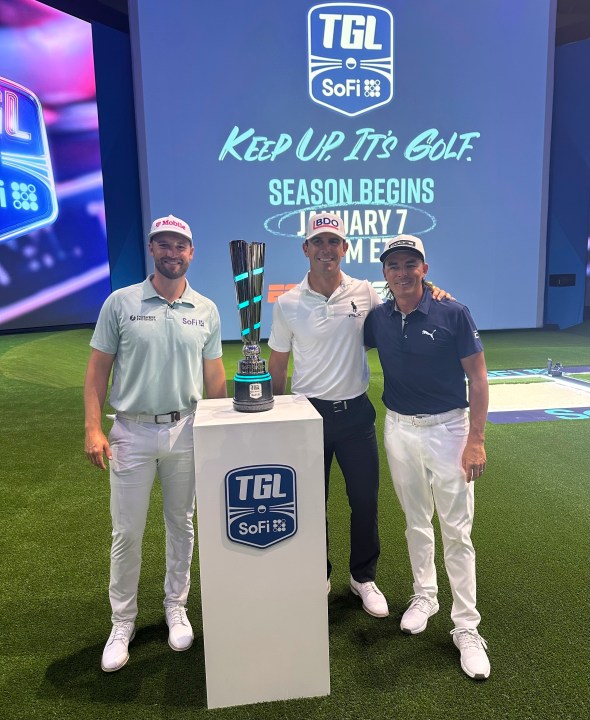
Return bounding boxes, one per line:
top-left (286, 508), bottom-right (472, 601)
top-left (91, 277), bottom-right (222, 414)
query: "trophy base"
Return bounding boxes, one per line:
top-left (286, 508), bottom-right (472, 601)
top-left (233, 372), bottom-right (274, 413)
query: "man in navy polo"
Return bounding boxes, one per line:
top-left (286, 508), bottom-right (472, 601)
top-left (364, 235), bottom-right (491, 680)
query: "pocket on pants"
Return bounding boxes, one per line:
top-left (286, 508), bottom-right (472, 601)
top-left (108, 418), bottom-right (142, 475)
top-left (440, 412), bottom-right (469, 438)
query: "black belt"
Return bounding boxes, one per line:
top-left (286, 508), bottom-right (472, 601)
top-left (308, 393), bottom-right (367, 413)
top-left (116, 407), bottom-right (196, 424)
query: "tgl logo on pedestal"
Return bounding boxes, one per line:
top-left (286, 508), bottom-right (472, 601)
top-left (308, 3), bottom-right (394, 116)
top-left (225, 465), bottom-right (297, 548)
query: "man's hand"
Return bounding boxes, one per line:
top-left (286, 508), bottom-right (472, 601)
top-left (84, 428), bottom-right (112, 470)
top-left (462, 438), bottom-right (486, 483)
top-left (425, 280), bottom-right (455, 301)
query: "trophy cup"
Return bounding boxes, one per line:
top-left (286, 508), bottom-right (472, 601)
top-left (229, 240), bottom-right (274, 412)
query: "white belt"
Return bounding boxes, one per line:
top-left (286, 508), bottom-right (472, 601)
top-left (387, 408), bottom-right (466, 427)
top-left (116, 406), bottom-right (196, 424)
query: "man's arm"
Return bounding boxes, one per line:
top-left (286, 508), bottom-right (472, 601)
top-left (460, 351), bottom-right (489, 482)
top-left (84, 348), bottom-right (115, 470)
top-left (268, 350), bottom-right (290, 395)
top-left (203, 357), bottom-right (227, 399)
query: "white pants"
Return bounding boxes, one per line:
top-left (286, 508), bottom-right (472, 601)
top-left (108, 414), bottom-right (195, 623)
top-left (384, 409), bottom-right (480, 628)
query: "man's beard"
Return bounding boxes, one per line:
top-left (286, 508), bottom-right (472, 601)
top-left (154, 257), bottom-right (189, 279)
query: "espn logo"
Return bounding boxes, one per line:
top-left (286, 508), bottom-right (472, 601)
top-left (267, 284), bottom-right (297, 303)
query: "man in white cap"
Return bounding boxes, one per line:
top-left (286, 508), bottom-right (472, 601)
top-left (84, 214), bottom-right (227, 672)
top-left (268, 213), bottom-right (447, 618)
top-left (364, 235), bottom-right (490, 679)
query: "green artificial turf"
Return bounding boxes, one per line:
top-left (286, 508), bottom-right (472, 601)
top-left (0, 323), bottom-right (589, 720)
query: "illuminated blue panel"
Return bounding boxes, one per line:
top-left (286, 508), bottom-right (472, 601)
top-left (308, 4), bottom-right (393, 117)
top-left (0, 77), bottom-right (58, 243)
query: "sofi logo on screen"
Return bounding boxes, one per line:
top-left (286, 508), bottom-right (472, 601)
top-left (0, 77), bottom-right (58, 243)
top-left (308, 3), bottom-right (394, 116)
top-left (225, 465), bottom-right (297, 549)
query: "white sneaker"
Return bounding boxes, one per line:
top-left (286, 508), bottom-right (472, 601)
top-left (400, 594), bottom-right (439, 634)
top-left (350, 576), bottom-right (389, 618)
top-left (101, 621), bottom-right (135, 672)
top-left (327, 578), bottom-right (331, 594)
top-left (165, 605), bottom-right (193, 651)
top-left (451, 628), bottom-right (491, 679)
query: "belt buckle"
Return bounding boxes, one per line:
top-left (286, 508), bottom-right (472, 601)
top-left (156, 411), bottom-right (180, 423)
top-left (333, 400), bottom-right (347, 413)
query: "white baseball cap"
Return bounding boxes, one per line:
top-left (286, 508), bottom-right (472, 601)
top-left (380, 234), bottom-right (426, 263)
top-left (306, 212), bottom-right (346, 242)
top-left (148, 214), bottom-right (192, 243)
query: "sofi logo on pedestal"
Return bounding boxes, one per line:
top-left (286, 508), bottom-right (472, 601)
top-left (308, 3), bottom-right (394, 116)
top-left (225, 465), bottom-right (297, 549)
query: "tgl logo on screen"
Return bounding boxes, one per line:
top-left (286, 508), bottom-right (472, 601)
top-left (225, 465), bottom-right (297, 549)
top-left (308, 3), bottom-right (394, 116)
top-left (0, 77), bottom-right (58, 243)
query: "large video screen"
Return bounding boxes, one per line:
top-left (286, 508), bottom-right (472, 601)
top-left (132, 0), bottom-right (555, 337)
top-left (0, 0), bottom-right (110, 331)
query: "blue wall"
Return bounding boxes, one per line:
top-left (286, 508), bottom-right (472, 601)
top-left (544, 38), bottom-right (590, 328)
top-left (93, 21), bottom-right (145, 290)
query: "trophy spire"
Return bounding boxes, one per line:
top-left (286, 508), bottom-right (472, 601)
top-left (229, 240), bottom-right (274, 412)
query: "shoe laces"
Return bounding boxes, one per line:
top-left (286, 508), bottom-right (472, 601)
top-left (451, 628), bottom-right (488, 651)
top-left (111, 621), bottom-right (134, 642)
top-left (166, 605), bottom-right (188, 626)
top-left (357, 581), bottom-right (382, 596)
top-left (408, 594), bottom-right (435, 612)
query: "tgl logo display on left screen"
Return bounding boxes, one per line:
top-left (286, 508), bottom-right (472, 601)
top-left (0, 77), bottom-right (58, 243)
top-left (225, 465), bottom-right (297, 548)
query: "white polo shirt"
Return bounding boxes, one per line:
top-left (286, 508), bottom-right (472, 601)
top-left (91, 277), bottom-right (222, 414)
top-left (268, 272), bottom-right (382, 401)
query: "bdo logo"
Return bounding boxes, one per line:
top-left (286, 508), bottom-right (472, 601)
top-left (0, 77), bottom-right (58, 243)
top-left (308, 3), bottom-right (394, 117)
top-left (225, 465), bottom-right (297, 549)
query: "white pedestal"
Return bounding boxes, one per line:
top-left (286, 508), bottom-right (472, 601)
top-left (194, 394), bottom-right (330, 709)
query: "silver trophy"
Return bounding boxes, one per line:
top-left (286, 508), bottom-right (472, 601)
top-left (229, 240), bottom-right (274, 412)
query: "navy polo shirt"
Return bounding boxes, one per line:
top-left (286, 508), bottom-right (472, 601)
top-left (364, 290), bottom-right (483, 415)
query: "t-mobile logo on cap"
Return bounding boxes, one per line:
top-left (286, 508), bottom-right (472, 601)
top-left (158, 218), bottom-right (187, 231)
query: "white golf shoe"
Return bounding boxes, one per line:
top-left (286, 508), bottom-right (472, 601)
top-left (101, 621), bottom-right (135, 672)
